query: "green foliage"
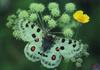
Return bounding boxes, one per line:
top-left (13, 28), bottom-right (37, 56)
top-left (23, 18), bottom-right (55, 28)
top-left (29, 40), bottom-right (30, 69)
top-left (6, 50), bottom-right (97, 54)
top-left (6, 2), bottom-right (81, 38)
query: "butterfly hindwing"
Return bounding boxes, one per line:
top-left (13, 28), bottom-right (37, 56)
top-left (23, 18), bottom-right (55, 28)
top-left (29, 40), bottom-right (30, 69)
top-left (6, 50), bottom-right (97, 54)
top-left (24, 40), bottom-right (43, 62)
top-left (41, 43), bottom-right (62, 68)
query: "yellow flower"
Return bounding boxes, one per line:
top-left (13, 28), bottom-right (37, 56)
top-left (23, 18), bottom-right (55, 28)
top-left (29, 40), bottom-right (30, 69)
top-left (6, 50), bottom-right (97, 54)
top-left (73, 10), bottom-right (90, 23)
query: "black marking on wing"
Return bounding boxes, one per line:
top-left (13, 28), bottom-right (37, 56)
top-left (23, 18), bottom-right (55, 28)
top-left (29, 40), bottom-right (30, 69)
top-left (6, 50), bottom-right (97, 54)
top-left (68, 39), bottom-right (72, 44)
top-left (25, 23), bottom-right (29, 27)
top-left (38, 52), bottom-right (48, 57)
top-left (61, 38), bottom-right (65, 43)
top-left (32, 34), bottom-right (36, 38)
top-left (21, 22), bottom-right (24, 30)
top-left (31, 24), bottom-right (35, 28)
top-left (73, 44), bottom-right (76, 48)
top-left (37, 28), bottom-right (41, 32)
top-left (60, 46), bottom-right (64, 50)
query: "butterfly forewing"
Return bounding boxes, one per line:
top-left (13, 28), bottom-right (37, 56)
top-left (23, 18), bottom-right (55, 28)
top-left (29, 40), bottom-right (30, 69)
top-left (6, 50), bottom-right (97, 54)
top-left (17, 19), bottom-right (43, 42)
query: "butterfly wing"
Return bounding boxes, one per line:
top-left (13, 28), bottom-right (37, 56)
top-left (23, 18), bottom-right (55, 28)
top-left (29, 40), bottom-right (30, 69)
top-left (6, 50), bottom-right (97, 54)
top-left (23, 23), bottom-right (44, 62)
top-left (55, 38), bottom-right (87, 59)
top-left (40, 43), bottom-right (62, 69)
top-left (24, 40), bottom-right (43, 62)
top-left (15, 19), bottom-right (43, 42)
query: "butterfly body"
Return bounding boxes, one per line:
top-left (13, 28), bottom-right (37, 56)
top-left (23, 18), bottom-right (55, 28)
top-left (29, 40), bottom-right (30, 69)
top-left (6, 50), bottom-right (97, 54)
top-left (42, 34), bottom-right (56, 52)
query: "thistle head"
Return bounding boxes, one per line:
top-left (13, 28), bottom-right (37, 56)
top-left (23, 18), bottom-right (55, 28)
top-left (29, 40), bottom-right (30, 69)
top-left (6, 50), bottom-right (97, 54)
top-left (18, 10), bottom-right (29, 18)
top-left (29, 13), bottom-right (37, 21)
top-left (51, 8), bottom-right (60, 17)
top-left (6, 14), bottom-right (16, 28)
top-left (29, 3), bottom-right (45, 12)
top-left (48, 2), bottom-right (59, 10)
top-left (43, 15), bottom-right (51, 22)
top-left (63, 28), bottom-right (74, 37)
top-left (48, 19), bottom-right (57, 28)
top-left (59, 13), bottom-right (70, 24)
top-left (65, 3), bottom-right (76, 13)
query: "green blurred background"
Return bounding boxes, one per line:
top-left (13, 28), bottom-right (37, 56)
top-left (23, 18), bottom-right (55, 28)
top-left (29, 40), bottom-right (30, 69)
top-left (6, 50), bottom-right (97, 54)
top-left (0, 0), bottom-right (100, 70)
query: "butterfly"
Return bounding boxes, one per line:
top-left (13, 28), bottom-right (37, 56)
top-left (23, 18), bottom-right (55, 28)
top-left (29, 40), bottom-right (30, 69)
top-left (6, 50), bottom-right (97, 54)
top-left (16, 19), bottom-right (88, 68)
